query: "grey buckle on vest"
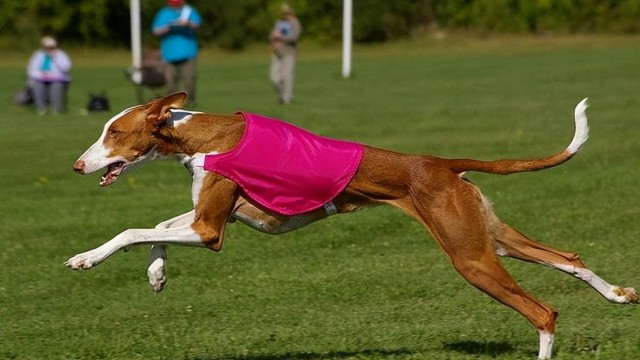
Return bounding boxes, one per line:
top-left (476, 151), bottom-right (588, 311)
top-left (323, 201), bottom-right (338, 215)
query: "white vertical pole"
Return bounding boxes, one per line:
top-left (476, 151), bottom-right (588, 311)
top-left (130, 0), bottom-right (143, 84)
top-left (342, 0), bottom-right (352, 78)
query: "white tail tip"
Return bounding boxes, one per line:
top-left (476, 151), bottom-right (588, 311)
top-left (567, 98), bottom-right (589, 154)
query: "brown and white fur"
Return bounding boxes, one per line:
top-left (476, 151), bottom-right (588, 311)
top-left (67, 92), bottom-right (637, 359)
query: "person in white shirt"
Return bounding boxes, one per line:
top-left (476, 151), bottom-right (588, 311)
top-left (27, 36), bottom-right (72, 115)
top-left (269, 4), bottom-right (301, 105)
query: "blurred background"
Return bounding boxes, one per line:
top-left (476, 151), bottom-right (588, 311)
top-left (1, 0), bottom-right (639, 52)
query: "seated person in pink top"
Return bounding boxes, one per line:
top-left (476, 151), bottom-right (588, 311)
top-left (27, 36), bottom-right (72, 115)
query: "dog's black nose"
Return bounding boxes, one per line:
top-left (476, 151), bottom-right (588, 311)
top-left (73, 160), bottom-right (85, 174)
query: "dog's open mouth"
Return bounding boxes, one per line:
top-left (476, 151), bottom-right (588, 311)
top-left (100, 161), bottom-right (126, 187)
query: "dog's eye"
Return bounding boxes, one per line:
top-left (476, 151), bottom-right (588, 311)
top-left (108, 130), bottom-right (120, 138)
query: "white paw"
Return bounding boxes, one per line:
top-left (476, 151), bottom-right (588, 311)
top-left (147, 258), bottom-right (167, 293)
top-left (64, 250), bottom-right (102, 270)
top-left (612, 286), bottom-right (639, 304)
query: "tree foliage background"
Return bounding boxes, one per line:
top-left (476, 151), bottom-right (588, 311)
top-left (1, 0), bottom-right (639, 51)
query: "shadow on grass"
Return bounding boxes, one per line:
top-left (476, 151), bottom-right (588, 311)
top-left (188, 348), bottom-right (416, 360)
top-left (443, 340), bottom-right (518, 356)
top-left (188, 341), bottom-right (526, 359)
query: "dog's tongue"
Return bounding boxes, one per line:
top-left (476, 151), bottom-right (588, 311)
top-left (99, 173), bottom-right (116, 187)
top-left (100, 162), bottom-right (125, 186)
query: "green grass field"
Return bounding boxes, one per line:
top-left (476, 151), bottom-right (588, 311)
top-left (1, 35), bottom-right (639, 360)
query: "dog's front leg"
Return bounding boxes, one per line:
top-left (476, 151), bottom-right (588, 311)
top-left (147, 245), bottom-right (167, 293)
top-left (64, 225), bottom-right (206, 270)
top-left (147, 210), bottom-right (196, 293)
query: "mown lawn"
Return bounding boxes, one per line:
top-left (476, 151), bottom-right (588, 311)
top-left (0, 35), bottom-right (639, 359)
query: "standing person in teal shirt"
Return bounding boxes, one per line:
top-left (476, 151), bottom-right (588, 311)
top-left (152, 0), bottom-right (202, 105)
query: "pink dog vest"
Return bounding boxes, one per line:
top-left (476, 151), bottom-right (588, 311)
top-left (204, 113), bottom-right (364, 215)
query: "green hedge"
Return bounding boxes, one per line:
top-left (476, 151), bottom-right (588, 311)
top-left (1, 0), bottom-right (639, 51)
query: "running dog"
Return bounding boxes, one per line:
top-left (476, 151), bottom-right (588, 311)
top-left (67, 92), bottom-right (637, 359)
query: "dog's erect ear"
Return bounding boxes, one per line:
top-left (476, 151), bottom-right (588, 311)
top-left (144, 92), bottom-right (188, 128)
top-left (161, 92), bottom-right (188, 108)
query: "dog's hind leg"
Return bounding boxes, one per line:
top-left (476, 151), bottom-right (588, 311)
top-left (397, 178), bottom-right (559, 359)
top-left (232, 197), bottom-right (330, 234)
top-left (495, 224), bottom-right (639, 304)
top-left (449, 253), bottom-right (559, 360)
top-left (147, 210), bottom-right (197, 293)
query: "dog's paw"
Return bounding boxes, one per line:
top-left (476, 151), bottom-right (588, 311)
top-left (613, 286), bottom-right (639, 304)
top-left (64, 251), bottom-right (102, 270)
top-left (147, 258), bottom-right (167, 293)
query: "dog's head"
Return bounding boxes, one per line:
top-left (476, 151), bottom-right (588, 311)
top-left (73, 92), bottom-right (187, 186)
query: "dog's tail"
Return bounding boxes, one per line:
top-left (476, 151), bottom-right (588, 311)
top-left (446, 98), bottom-right (589, 175)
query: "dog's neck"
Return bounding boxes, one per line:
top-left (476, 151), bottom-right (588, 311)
top-left (155, 111), bottom-right (246, 162)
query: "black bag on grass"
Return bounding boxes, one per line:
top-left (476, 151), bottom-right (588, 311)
top-left (87, 93), bottom-right (110, 112)
top-left (13, 86), bottom-right (33, 106)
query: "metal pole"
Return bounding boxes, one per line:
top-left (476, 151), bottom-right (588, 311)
top-left (130, 0), bottom-right (142, 84)
top-left (342, 0), bottom-right (352, 78)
